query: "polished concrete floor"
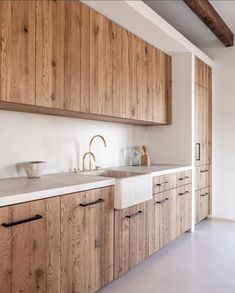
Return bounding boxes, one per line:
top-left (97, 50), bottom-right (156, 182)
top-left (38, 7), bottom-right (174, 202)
top-left (101, 218), bottom-right (235, 293)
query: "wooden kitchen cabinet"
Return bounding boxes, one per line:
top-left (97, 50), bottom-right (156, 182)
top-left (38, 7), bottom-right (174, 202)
top-left (0, 0), bottom-right (36, 105)
top-left (176, 184), bottom-right (192, 237)
top-left (36, 0), bottom-right (82, 111)
top-left (0, 197), bottom-right (60, 293)
top-left (195, 165), bottom-right (211, 191)
top-left (195, 187), bottom-right (210, 224)
top-left (61, 186), bottom-right (114, 293)
top-left (195, 59), bottom-right (212, 166)
top-left (0, 0), bottom-right (172, 126)
top-left (153, 189), bottom-right (177, 252)
top-left (114, 201), bottom-right (149, 278)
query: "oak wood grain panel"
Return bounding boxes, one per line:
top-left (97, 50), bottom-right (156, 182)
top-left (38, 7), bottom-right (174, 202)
top-left (0, 0), bottom-right (36, 104)
top-left (90, 9), bottom-right (106, 115)
top-left (60, 193), bottom-right (76, 293)
top-left (183, 185), bottom-right (192, 232)
top-left (0, 206), bottom-right (12, 293)
top-left (29, 200), bottom-right (46, 293)
top-left (80, 3), bottom-right (90, 113)
top-left (147, 44), bottom-right (154, 122)
top-left (114, 207), bottom-right (130, 279)
top-left (12, 202), bottom-right (30, 293)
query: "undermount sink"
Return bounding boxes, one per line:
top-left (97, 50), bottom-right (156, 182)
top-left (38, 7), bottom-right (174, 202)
top-left (84, 169), bottom-right (152, 209)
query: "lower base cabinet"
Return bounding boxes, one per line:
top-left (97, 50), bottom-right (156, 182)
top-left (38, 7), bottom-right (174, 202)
top-left (195, 187), bottom-right (210, 224)
top-left (153, 189), bottom-right (177, 252)
top-left (176, 184), bottom-right (192, 236)
top-left (0, 186), bottom-right (114, 293)
top-left (114, 202), bottom-right (150, 279)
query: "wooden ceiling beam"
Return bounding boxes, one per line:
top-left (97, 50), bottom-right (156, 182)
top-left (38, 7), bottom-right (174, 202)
top-left (183, 0), bottom-right (234, 47)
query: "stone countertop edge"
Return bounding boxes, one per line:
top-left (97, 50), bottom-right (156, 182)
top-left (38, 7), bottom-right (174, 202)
top-left (0, 164), bottom-right (192, 208)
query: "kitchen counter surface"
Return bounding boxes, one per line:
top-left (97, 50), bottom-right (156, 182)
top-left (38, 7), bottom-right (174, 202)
top-left (0, 164), bottom-right (192, 208)
top-left (0, 172), bottom-right (115, 207)
top-left (109, 164), bottom-right (192, 177)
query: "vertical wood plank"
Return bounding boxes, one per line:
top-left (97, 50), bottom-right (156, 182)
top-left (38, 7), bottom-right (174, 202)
top-left (60, 194), bottom-right (74, 293)
top-left (80, 3), bottom-right (90, 113)
top-left (29, 200), bottom-right (46, 293)
top-left (0, 0), bottom-right (36, 104)
top-left (12, 202), bottom-right (30, 293)
top-left (0, 206), bottom-right (12, 293)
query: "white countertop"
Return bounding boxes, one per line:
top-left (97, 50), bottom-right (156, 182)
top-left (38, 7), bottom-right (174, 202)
top-left (0, 164), bottom-right (191, 208)
top-left (0, 173), bottom-right (115, 207)
top-left (109, 164), bottom-right (192, 177)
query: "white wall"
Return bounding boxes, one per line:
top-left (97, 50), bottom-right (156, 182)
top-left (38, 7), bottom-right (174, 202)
top-left (0, 111), bottom-right (148, 179)
top-left (202, 46), bottom-right (235, 221)
top-left (146, 53), bottom-right (193, 166)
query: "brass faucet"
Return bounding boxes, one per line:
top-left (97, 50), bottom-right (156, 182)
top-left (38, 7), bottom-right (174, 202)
top-left (88, 135), bottom-right (107, 170)
top-left (82, 151), bottom-right (96, 172)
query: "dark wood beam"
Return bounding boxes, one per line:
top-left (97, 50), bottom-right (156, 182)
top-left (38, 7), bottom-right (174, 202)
top-left (183, 0), bottom-right (234, 47)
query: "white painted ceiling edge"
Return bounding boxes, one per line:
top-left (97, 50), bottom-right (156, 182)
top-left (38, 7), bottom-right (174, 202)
top-left (82, 0), bottom-right (214, 67)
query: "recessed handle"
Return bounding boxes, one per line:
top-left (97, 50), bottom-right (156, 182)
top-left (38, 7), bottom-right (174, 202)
top-left (201, 192), bottom-right (209, 197)
top-left (125, 210), bottom-right (143, 219)
top-left (2, 214), bottom-right (42, 228)
top-left (79, 198), bottom-right (105, 207)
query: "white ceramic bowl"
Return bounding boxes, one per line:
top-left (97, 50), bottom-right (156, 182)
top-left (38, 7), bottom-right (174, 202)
top-left (23, 161), bottom-right (46, 179)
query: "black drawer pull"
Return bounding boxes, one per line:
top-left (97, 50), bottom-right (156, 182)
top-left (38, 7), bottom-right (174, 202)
top-left (156, 181), bottom-right (168, 187)
top-left (178, 176), bottom-right (189, 181)
top-left (156, 198), bottom-right (169, 204)
top-left (126, 210), bottom-right (143, 219)
top-left (2, 214), bottom-right (42, 228)
top-left (200, 170), bottom-right (209, 173)
top-left (79, 198), bottom-right (105, 207)
top-left (178, 191), bottom-right (190, 196)
top-left (201, 192), bottom-right (209, 197)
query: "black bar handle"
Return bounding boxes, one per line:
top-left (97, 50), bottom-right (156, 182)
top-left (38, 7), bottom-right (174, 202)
top-left (156, 198), bottom-right (169, 204)
top-left (80, 198), bottom-right (105, 207)
top-left (196, 143), bottom-right (201, 161)
top-left (178, 191), bottom-right (190, 196)
top-left (201, 192), bottom-right (209, 197)
top-left (2, 214), bottom-right (42, 228)
top-left (178, 177), bottom-right (184, 181)
top-left (126, 210), bottom-right (143, 219)
top-left (156, 181), bottom-right (168, 187)
top-left (200, 169), bottom-right (209, 173)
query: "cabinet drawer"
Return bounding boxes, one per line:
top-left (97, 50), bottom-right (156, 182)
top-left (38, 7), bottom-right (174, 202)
top-left (195, 165), bottom-right (211, 190)
top-left (176, 170), bottom-right (192, 187)
top-left (152, 173), bottom-right (176, 194)
top-left (195, 187), bottom-right (210, 224)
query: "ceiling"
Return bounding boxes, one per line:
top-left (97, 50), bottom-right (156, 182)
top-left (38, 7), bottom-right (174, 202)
top-left (144, 0), bottom-right (235, 53)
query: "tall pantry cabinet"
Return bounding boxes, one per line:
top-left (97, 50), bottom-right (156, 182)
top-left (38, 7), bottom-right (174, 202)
top-left (194, 57), bottom-right (212, 224)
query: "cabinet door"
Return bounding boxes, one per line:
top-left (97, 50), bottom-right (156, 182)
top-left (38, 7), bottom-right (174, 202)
top-left (61, 186), bottom-right (114, 293)
top-left (114, 202), bottom-right (148, 278)
top-left (36, 0), bottom-right (81, 110)
top-left (195, 165), bottom-right (211, 191)
top-left (153, 189), bottom-right (176, 252)
top-left (195, 84), bottom-right (204, 166)
top-left (0, 0), bottom-right (36, 104)
top-left (176, 185), bottom-right (192, 236)
top-left (0, 198), bottom-right (60, 293)
top-left (195, 187), bottom-right (210, 224)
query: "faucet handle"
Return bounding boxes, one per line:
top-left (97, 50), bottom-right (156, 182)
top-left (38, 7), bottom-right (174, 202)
top-left (73, 167), bottom-right (80, 173)
top-left (95, 166), bottom-right (102, 170)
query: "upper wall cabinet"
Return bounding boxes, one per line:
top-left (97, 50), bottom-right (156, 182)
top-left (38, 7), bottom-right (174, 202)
top-left (0, 0), bottom-right (172, 126)
top-left (0, 1), bottom-right (36, 105)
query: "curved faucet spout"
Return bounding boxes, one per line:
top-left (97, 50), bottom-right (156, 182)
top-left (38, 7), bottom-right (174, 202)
top-left (88, 135), bottom-right (107, 170)
top-left (82, 151), bottom-right (96, 172)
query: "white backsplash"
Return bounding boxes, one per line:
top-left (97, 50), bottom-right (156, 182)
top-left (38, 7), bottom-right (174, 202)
top-left (0, 110), bottom-right (148, 179)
